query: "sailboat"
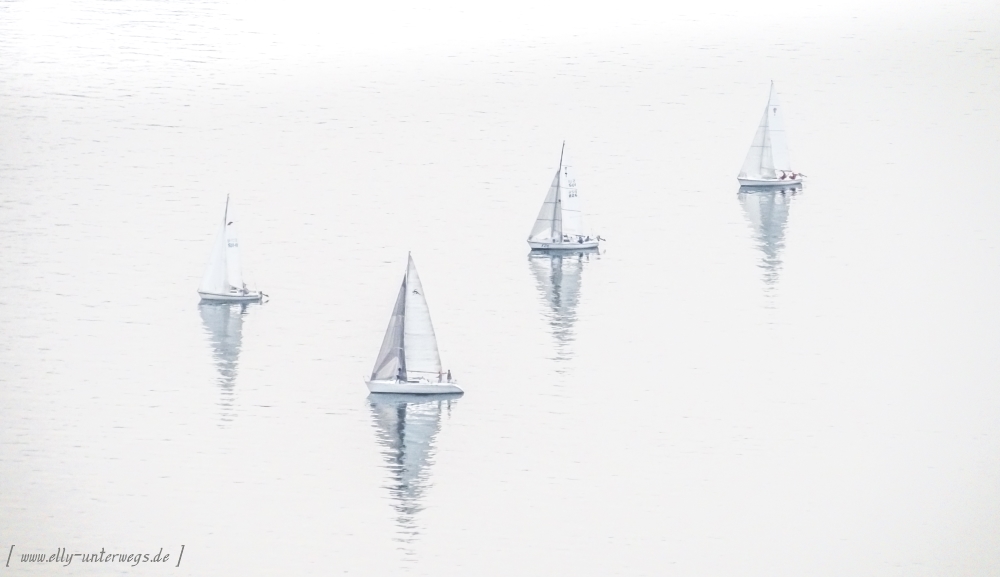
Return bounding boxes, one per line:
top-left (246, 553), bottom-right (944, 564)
top-left (527, 142), bottom-right (601, 250)
top-left (366, 254), bottom-right (462, 395)
top-left (738, 81), bottom-right (804, 188)
top-left (198, 195), bottom-right (265, 303)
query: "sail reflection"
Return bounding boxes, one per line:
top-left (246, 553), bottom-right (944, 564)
top-left (528, 250), bottom-right (595, 364)
top-left (369, 393), bottom-right (460, 550)
top-left (199, 302), bottom-right (251, 423)
top-left (738, 186), bottom-right (799, 291)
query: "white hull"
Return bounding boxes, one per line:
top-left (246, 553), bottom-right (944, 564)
top-left (528, 240), bottom-right (599, 250)
top-left (198, 291), bottom-right (263, 303)
top-left (366, 379), bottom-right (463, 395)
top-left (738, 176), bottom-right (803, 188)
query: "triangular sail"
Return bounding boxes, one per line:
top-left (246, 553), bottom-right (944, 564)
top-left (224, 215), bottom-right (243, 290)
top-left (372, 280), bottom-right (407, 380)
top-left (528, 170), bottom-right (562, 242)
top-left (199, 197), bottom-right (231, 294)
top-left (402, 255), bottom-right (442, 378)
top-left (740, 106), bottom-right (775, 179)
top-left (558, 156), bottom-right (588, 238)
top-left (199, 226), bottom-right (228, 294)
top-left (765, 82), bottom-right (792, 172)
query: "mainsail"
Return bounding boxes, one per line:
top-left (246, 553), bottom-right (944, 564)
top-left (199, 198), bottom-right (230, 294)
top-left (199, 196), bottom-right (245, 294)
top-left (558, 155), bottom-right (587, 238)
top-left (766, 84), bottom-right (791, 172)
top-left (225, 216), bottom-right (243, 290)
top-left (371, 255), bottom-right (443, 381)
top-left (740, 82), bottom-right (793, 179)
top-left (402, 255), bottom-right (442, 378)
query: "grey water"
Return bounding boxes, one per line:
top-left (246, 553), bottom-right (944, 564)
top-left (2, 1), bottom-right (1000, 575)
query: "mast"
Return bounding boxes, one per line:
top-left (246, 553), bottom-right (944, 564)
top-left (221, 194), bottom-right (232, 289)
top-left (400, 254), bottom-right (408, 378)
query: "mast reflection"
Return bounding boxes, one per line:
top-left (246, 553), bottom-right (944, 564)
top-left (738, 186), bottom-right (799, 292)
top-left (369, 393), bottom-right (460, 551)
top-left (198, 302), bottom-right (251, 423)
top-left (528, 250), bottom-right (595, 364)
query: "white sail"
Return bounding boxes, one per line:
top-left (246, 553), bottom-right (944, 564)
top-left (528, 170), bottom-right (562, 242)
top-left (740, 104), bottom-right (776, 179)
top-left (199, 225), bottom-right (228, 294)
top-left (199, 197), bottom-right (231, 294)
top-left (559, 155), bottom-right (588, 238)
top-left (371, 280), bottom-right (407, 381)
top-left (402, 254), bottom-right (442, 378)
top-left (765, 82), bottom-right (792, 172)
top-left (740, 82), bottom-right (794, 179)
top-left (224, 216), bottom-right (243, 290)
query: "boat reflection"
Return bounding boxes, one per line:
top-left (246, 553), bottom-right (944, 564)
top-left (199, 302), bottom-right (252, 423)
top-left (528, 250), bottom-right (596, 364)
top-left (738, 186), bottom-right (800, 292)
top-left (368, 393), bottom-right (460, 550)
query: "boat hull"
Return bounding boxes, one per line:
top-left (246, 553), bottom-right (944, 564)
top-left (366, 379), bottom-right (464, 394)
top-left (737, 176), bottom-right (803, 188)
top-left (198, 291), bottom-right (263, 303)
top-left (528, 240), bottom-right (599, 250)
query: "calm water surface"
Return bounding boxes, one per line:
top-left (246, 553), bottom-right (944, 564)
top-left (2, 1), bottom-right (1000, 575)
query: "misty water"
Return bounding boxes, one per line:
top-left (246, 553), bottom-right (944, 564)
top-left (2, 1), bottom-right (999, 575)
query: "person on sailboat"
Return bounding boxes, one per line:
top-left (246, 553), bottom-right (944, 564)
top-left (447, 370), bottom-right (452, 383)
top-left (396, 366), bottom-right (406, 382)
